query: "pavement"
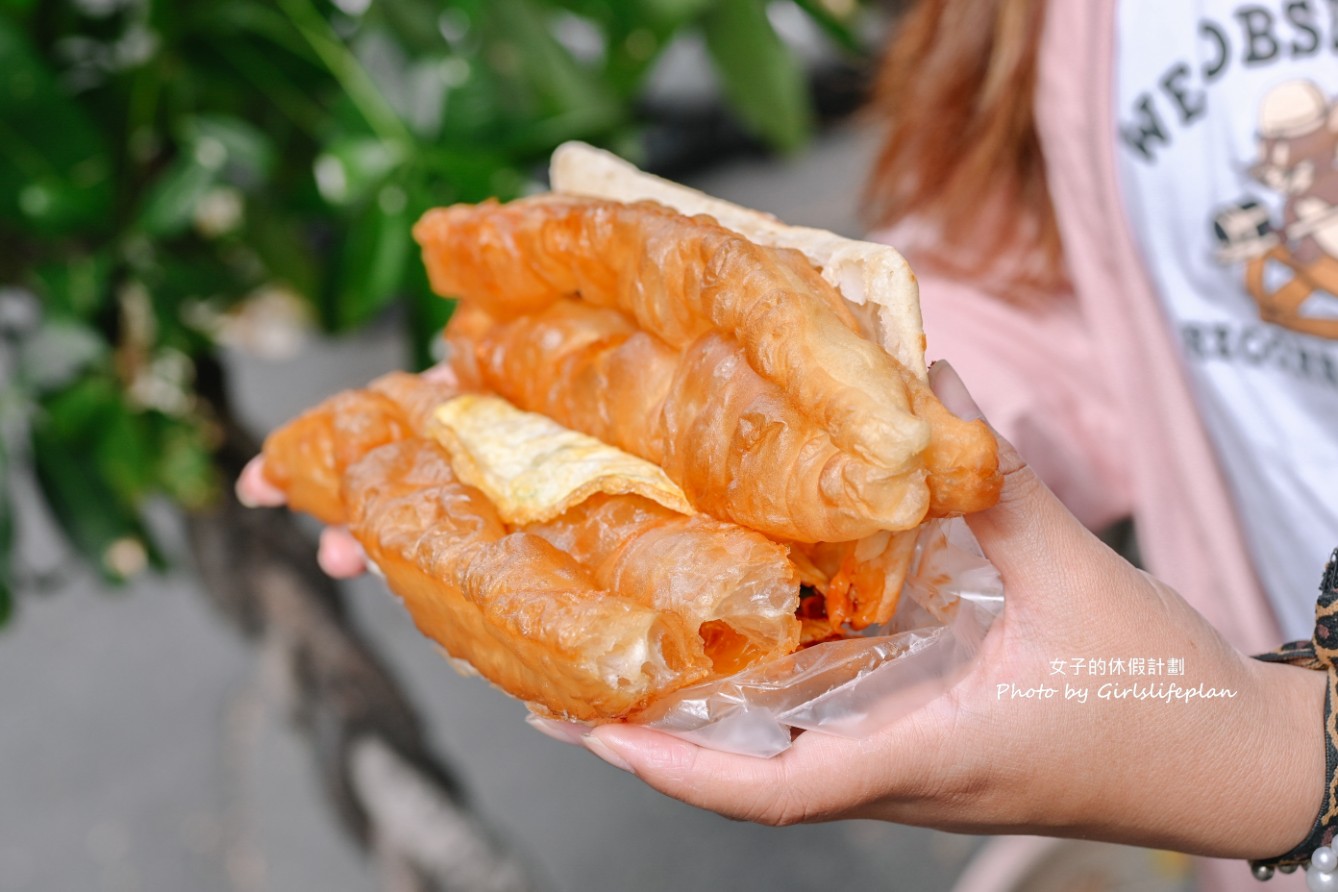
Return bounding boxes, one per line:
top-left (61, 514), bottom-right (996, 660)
top-left (0, 123), bottom-right (991, 892)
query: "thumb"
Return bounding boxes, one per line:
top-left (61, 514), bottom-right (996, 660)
top-left (581, 724), bottom-right (800, 823)
top-left (928, 361), bottom-right (1102, 594)
top-left (581, 724), bottom-right (884, 826)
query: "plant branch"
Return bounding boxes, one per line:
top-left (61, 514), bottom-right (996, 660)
top-left (274, 0), bottom-right (415, 148)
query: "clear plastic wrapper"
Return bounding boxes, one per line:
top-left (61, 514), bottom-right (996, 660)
top-left (622, 516), bottom-right (1004, 758)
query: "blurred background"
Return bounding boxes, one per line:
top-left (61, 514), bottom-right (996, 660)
top-left (0, 2), bottom-right (1183, 891)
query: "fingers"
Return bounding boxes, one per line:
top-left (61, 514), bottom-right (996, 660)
top-left (578, 725), bottom-right (862, 826)
top-left (583, 725), bottom-right (789, 821)
top-left (318, 527), bottom-right (369, 578)
top-left (929, 361), bottom-right (1102, 599)
top-left (235, 456), bottom-right (286, 507)
top-left (530, 718), bottom-right (795, 817)
top-left (525, 715), bottom-right (590, 745)
top-left (238, 457), bottom-right (368, 578)
top-left (927, 360), bottom-right (983, 422)
top-left (421, 362), bottom-right (459, 386)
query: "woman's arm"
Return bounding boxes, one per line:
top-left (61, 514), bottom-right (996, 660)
top-left (239, 360), bottom-right (1325, 857)
top-left (564, 363), bottom-right (1325, 859)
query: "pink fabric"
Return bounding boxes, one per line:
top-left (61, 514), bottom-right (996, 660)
top-left (904, 1), bottom-right (1282, 654)
top-left (1041, 10), bottom-right (1298, 890)
top-left (1036, 3), bottom-right (1281, 654)
top-left (915, 5), bottom-right (1300, 887)
top-left (920, 277), bottom-right (1132, 531)
top-left (901, 7), bottom-right (1304, 889)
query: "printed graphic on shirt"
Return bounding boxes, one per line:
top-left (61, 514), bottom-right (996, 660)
top-left (1118, 3), bottom-right (1335, 165)
top-left (1211, 79), bottom-right (1338, 339)
top-left (1115, 0), bottom-right (1338, 641)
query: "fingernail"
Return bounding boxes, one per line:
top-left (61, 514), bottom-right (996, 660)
top-left (524, 714), bottom-right (587, 746)
top-left (236, 457), bottom-right (286, 508)
top-left (422, 364), bottom-right (459, 386)
top-left (582, 733), bottom-right (633, 773)
top-left (317, 529), bottom-right (368, 579)
top-left (316, 544), bottom-right (343, 578)
top-left (928, 360), bottom-right (984, 422)
top-left (235, 458), bottom-right (261, 507)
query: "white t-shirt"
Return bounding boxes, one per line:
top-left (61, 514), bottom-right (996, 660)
top-left (1115, 0), bottom-right (1338, 640)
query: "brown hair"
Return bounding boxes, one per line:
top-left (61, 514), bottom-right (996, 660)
top-left (863, 0), bottom-right (1065, 298)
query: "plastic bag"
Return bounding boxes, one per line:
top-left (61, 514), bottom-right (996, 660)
top-left (627, 517), bottom-right (1004, 757)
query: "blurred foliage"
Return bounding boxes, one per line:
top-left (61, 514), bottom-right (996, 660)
top-left (0, 0), bottom-right (870, 621)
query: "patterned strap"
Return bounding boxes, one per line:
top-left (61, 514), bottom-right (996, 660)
top-left (1249, 548), bottom-right (1338, 873)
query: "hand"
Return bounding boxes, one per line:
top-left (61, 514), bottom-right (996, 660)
top-left (541, 362), bottom-right (1325, 860)
top-left (236, 456), bottom-right (369, 577)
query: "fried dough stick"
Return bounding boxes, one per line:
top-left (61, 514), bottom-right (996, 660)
top-left (345, 439), bottom-right (706, 719)
top-left (898, 370), bottom-right (1003, 516)
top-left (261, 372), bottom-right (801, 715)
top-left (414, 196), bottom-right (931, 473)
top-left (450, 301), bottom-right (929, 540)
top-left (526, 494), bottom-right (800, 674)
top-left (449, 300), bottom-right (993, 628)
top-left (451, 299), bottom-right (996, 539)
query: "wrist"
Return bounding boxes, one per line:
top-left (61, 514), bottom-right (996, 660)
top-left (1028, 655), bottom-right (1325, 856)
top-left (1237, 660), bottom-right (1328, 858)
top-left (1150, 660), bottom-right (1327, 861)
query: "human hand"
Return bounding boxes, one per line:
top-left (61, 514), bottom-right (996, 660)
top-left (539, 362), bottom-right (1325, 860)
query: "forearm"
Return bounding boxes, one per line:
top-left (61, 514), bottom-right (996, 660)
top-left (1046, 658), bottom-right (1326, 858)
top-left (525, 370), bottom-right (1331, 864)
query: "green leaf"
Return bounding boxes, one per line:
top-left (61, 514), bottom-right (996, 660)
top-left (640, 0), bottom-right (716, 27)
top-left (416, 147), bottom-right (515, 202)
top-left (182, 114), bottom-right (278, 185)
top-left (403, 254), bottom-right (455, 370)
top-left (274, 0), bottom-right (415, 147)
top-left (329, 184), bottom-right (412, 330)
top-left (37, 375), bottom-right (119, 440)
top-left (436, 48), bottom-right (509, 142)
top-left (31, 411), bottom-right (158, 585)
top-left (38, 377), bottom-right (156, 505)
top-left (372, 0), bottom-right (450, 57)
top-left (151, 415), bottom-right (219, 510)
top-left (0, 573), bottom-right (11, 628)
top-left (485, 0), bottom-right (619, 121)
top-left (137, 156), bottom-right (216, 237)
top-left (0, 19), bottom-right (113, 234)
top-left (196, 32), bottom-right (327, 138)
top-left (96, 400), bottom-right (158, 504)
top-left (700, 0), bottom-right (812, 152)
top-left (314, 135), bottom-right (403, 206)
top-left (30, 251), bottom-right (112, 321)
top-left (790, 0), bottom-right (864, 55)
top-left (246, 208), bottom-right (320, 300)
top-left (16, 319), bottom-right (109, 393)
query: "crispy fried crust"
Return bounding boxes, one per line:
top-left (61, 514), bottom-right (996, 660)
top-left (262, 144), bottom-right (1002, 717)
top-left (345, 438), bottom-right (708, 720)
top-left (414, 196), bottom-right (931, 473)
top-left (261, 373), bottom-right (799, 718)
top-left (550, 141), bottom-right (927, 380)
top-left (449, 300), bottom-right (931, 542)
